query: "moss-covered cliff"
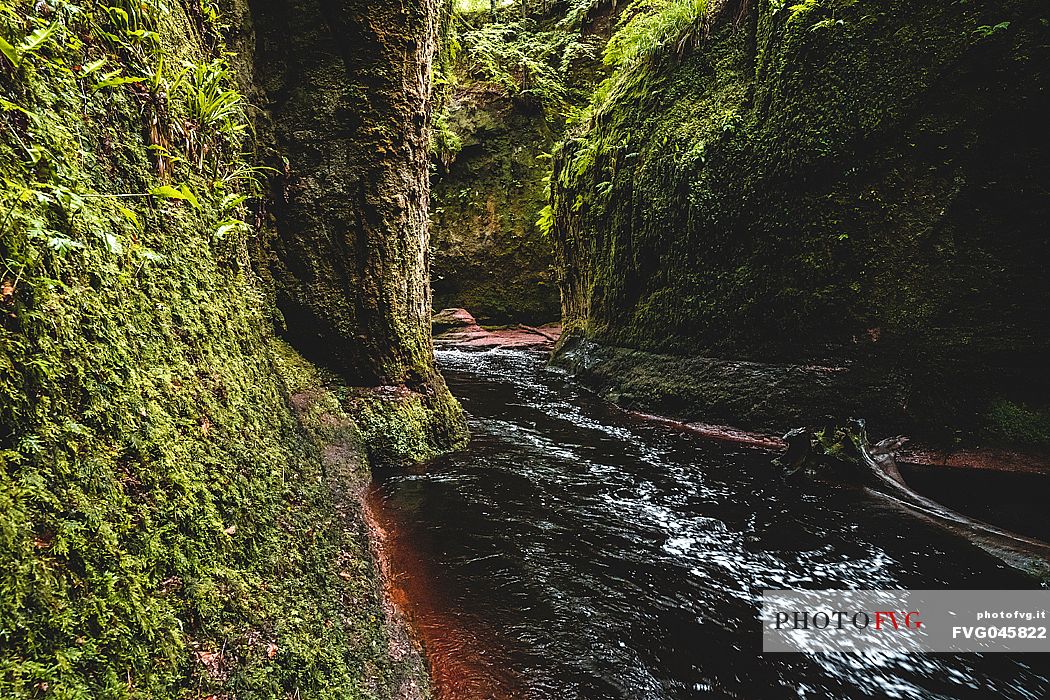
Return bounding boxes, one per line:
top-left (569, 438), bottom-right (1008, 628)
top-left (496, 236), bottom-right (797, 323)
top-left (430, 87), bottom-right (561, 324)
top-left (0, 0), bottom-right (450, 696)
top-left (428, 1), bottom-right (614, 324)
top-left (249, 0), bottom-right (467, 461)
top-left (551, 0), bottom-right (1050, 444)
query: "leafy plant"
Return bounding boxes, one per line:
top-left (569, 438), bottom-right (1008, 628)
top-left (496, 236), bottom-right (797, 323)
top-left (459, 19), bottom-right (571, 108)
top-left (171, 59), bottom-right (247, 168)
top-left (973, 21), bottom-right (1010, 39)
top-left (90, 68), bottom-right (145, 92)
top-left (717, 109), bottom-right (741, 133)
top-left (150, 183), bottom-right (202, 209)
top-left (787, 0), bottom-right (820, 22)
top-left (214, 218), bottom-right (250, 241)
top-left (45, 235), bottom-right (85, 256)
top-left (536, 203), bottom-right (555, 237)
top-left (0, 21), bottom-right (59, 68)
top-left (558, 0), bottom-right (605, 30)
top-left (174, 60), bottom-right (245, 134)
top-left (603, 0), bottom-right (709, 70)
top-left (447, 1), bottom-right (603, 116)
top-left (431, 108), bottom-right (463, 169)
top-left (97, 0), bottom-right (161, 56)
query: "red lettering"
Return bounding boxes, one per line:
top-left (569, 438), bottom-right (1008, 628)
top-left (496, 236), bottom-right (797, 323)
top-left (905, 611), bottom-right (922, 629)
top-left (874, 611), bottom-right (900, 630)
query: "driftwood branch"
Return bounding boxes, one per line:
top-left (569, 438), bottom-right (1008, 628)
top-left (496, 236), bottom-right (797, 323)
top-left (775, 419), bottom-right (1050, 581)
top-left (517, 324), bottom-right (559, 342)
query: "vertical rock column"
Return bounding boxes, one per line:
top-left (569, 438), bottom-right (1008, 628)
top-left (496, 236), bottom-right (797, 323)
top-left (249, 0), bottom-right (467, 457)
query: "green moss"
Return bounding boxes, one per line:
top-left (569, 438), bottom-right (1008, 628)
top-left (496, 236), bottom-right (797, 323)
top-left (984, 400), bottom-right (1050, 448)
top-left (341, 378), bottom-right (468, 465)
top-left (428, 2), bottom-right (614, 324)
top-left (429, 93), bottom-right (563, 324)
top-left (0, 2), bottom-right (427, 697)
top-left (551, 0), bottom-right (1050, 440)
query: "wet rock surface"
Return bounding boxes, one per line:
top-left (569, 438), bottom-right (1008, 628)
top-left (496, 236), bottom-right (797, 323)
top-left (249, 0), bottom-right (468, 458)
top-left (433, 308), bottom-right (561, 350)
top-left (432, 307), bottom-right (479, 334)
top-left (551, 336), bottom-right (906, 434)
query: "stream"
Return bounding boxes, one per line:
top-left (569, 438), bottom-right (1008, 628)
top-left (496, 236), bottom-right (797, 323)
top-left (367, 348), bottom-right (1050, 699)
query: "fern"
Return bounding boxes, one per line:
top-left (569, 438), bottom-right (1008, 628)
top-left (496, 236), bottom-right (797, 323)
top-left (536, 204), bottom-right (555, 237)
top-left (603, 0), bottom-right (709, 70)
top-left (0, 21), bottom-right (59, 68)
top-left (171, 59), bottom-right (247, 168)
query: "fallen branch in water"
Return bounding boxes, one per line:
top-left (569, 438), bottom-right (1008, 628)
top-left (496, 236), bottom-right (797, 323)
top-left (517, 324), bottom-right (559, 342)
top-left (774, 419), bottom-right (1050, 582)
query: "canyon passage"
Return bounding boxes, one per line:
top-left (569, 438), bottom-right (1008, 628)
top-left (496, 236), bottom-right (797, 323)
top-left (2, 0), bottom-right (1049, 698)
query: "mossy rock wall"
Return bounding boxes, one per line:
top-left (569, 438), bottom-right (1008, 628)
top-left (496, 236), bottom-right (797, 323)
top-left (430, 91), bottom-right (561, 325)
top-left (0, 0), bottom-right (432, 696)
top-left (551, 0), bottom-right (1050, 442)
top-left (248, 0), bottom-right (467, 454)
top-left (427, 2), bottom-right (619, 325)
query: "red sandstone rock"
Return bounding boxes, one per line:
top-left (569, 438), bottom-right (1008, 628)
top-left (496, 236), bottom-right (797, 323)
top-left (432, 310), bottom-right (562, 351)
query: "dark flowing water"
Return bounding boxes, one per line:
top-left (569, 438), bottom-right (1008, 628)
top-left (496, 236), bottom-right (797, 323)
top-left (368, 349), bottom-right (1050, 700)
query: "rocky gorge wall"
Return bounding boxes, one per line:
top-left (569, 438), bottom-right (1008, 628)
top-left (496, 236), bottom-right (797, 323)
top-left (428, 1), bottom-right (616, 325)
top-left (248, 0), bottom-right (467, 461)
top-left (551, 0), bottom-right (1050, 446)
top-left (0, 0), bottom-right (456, 696)
top-left (430, 87), bottom-right (561, 325)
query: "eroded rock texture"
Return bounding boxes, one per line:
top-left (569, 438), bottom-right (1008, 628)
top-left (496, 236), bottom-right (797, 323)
top-left (551, 0), bottom-right (1050, 444)
top-left (251, 0), bottom-right (432, 381)
top-left (249, 0), bottom-right (467, 455)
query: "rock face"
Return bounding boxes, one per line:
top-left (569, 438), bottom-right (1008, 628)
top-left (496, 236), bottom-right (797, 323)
top-left (551, 0), bottom-right (1050, 445)
top-left (428, 4), bottom-right (618, 325)
top-left (430, 89), bottom-right (561, 324)
top-left (249, 0), bottom-right (467, 456)
top-left (554, 336), bottom-right (903, 433)
top-left (432, 307), bottom-right (478, 334)
top-left (772, 419), bottom-right (1050, 580)
top-left (432, 307), bottom-right (562, 350)
top-left (0, 0), bottom-right (436, 694)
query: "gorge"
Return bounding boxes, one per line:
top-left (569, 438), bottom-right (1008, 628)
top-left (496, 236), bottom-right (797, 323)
top-left (1, 0), bottom-right (1049, 698)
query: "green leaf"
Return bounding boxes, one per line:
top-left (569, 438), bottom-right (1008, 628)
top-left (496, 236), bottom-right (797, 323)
top-left (47, 236), bottom-right (86, 255)
top-left (220, 193), bottom-right (247, 212)
top-left (27, 145), bottom-right (48, 165)
top-left (104, 232), bottom-right (123, 255)
top-left (81, 57), bottom-right (107, 76)
top-left (19, 23), bottom-right (58, 57)
top-left (150, 184), bottom-right (201, 210)
top-left (51, 186), bottom-right (85, 214)
top-left (149, 185), bottom-right (190, 201)
top-left (107, 7), bottom-right (130, 25)
top-left (115, 203), bottom-right (141, 230)
top-left (134, 248), bottom-right (165, 263)
top-left (214, 219), bottom-right (249, 240)
top-left (0, 35), bottom-right (19, 67)
top-left (0, 98), bottom-right (30, 116)
top-left (178, 184), bottom-right (201, 210)
top-left (92, 73), bottom-right (145, 92)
